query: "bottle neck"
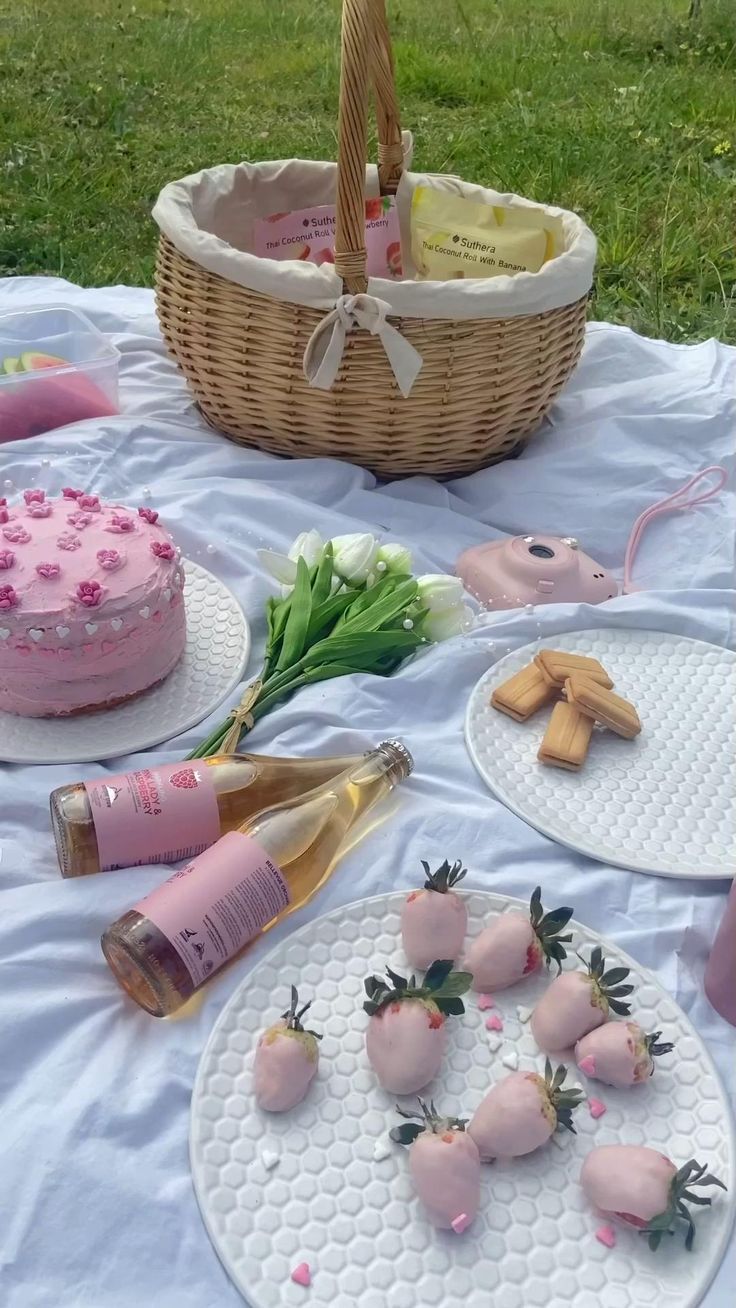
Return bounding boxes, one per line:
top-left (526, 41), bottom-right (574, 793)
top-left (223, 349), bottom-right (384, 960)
top-left (366, 740), bottom-right (414, 786)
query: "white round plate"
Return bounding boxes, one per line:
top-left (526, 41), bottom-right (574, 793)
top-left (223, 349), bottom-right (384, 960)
top-left (0, 560), bottom-right (250, 763)
top-left (191, 890), bottom-right (735, 1308)
top-left (465, 629), bottom-right (736, 879)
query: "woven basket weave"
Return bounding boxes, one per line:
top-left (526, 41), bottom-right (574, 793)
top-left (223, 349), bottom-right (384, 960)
top-left (154, 0), bottom-right (589, 479)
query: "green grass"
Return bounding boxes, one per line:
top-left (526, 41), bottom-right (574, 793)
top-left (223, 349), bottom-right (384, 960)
top-left (1, 0), bottom-right (734, 341)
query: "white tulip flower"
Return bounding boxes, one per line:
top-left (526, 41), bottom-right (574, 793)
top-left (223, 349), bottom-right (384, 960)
top-left (288, 529), bottom-right (324, 569)
top-left (377, 542), bottom-right (413, 574)
top-left (417, 573), bottom-right (465, 613)
top-left (331, 532), bottom-right (379, 584)
top-left (258, 548), bottom-right (298, 586)
top-left (422, 602), bottom-right (475, 642)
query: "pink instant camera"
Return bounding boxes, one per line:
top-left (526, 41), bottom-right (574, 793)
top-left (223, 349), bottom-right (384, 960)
top-left (456, 534), bottom-right (619, 611)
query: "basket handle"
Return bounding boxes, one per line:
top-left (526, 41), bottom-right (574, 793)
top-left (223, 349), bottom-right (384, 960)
top-left (335, 0), bottom-right (403, 294)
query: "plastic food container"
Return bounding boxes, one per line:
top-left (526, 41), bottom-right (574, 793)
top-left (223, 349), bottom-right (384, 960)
top-left (0, 305), bottom-right (119, 443)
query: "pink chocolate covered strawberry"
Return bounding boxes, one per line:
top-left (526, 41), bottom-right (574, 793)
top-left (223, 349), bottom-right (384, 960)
top-left (254, 986), bottom-right (322, 1112)
top-left (531, 946), bottom-right (634, 1052)
top-left (465, 886), bottom-right (573, 992)
top-left (364, 960), bottom-right (471, 1095)
top-left (401, 858), bottom-right (468, 969)
top-left (468, 1059), bottom-right (583, 1160)
top-left (576, 1022), bottom-right (675, 1088)
top-left (390, 1098), bottom-right (481, 1230)
top-left (581, 1146), bottom-right (726, 1251)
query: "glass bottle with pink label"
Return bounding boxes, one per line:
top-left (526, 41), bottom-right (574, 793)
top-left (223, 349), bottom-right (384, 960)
top-left (50, 750), bottom-right (361, 877)
top-left (101, 740), bottom-right (413, 1017)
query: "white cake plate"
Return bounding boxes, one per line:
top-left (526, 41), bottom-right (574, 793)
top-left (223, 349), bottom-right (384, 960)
top-left (0, 560), bottom-right (250, 763)
top-left (191, 890), bottom-right (735, 1308)
top-left (465, 629), bottom-right (736, 879)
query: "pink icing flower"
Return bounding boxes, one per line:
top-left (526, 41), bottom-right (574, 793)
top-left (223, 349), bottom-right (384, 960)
top-left (0, 549), bottom-right (15, 570)
top-left (67, 510), bottom-right (92, 530)
top-left (78, 494), bottom-right (101, 513)
top-left (27, 501), bottom-right (53, 518)
top-left (0, 584), bottom-right (18, 610)
top-left (57, 533), bottom-right (81, 552)
top-left (151, 540), bottom-right (175, 561)
top-left (62, 487), bottom-right (83, 500)
top-left (106, 513), bottom-right (135, 534)
top-left (3, 524), bottom-right (31, 544)
top-left (76, 580), bottom-right (103, 608)
top-left (23, 489), bottom-right (45, 505)
top-left (96, 548), bottom-right (124, 572)
top-left (36, 561), bottom-right (61, 579)
top-left (138, 506), bottom-right (159, 524)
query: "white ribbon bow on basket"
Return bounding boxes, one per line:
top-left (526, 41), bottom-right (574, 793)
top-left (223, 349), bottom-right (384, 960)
top-left (303, 293), bottom-right (423, 398)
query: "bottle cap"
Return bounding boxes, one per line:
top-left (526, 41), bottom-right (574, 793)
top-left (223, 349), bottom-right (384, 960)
top-left (376, 739), bottom-right (414, 778)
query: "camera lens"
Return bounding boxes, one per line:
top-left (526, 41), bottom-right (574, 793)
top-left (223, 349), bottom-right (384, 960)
top-left (528, 544), bottom-right (555, 559)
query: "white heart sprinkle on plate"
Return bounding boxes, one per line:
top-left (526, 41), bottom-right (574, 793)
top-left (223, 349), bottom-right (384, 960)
top-left (501, 1050), bottom-right (519, 1070)
top-left (372, 1140), bottom-right (391, 1162)
top-left (261, 1149), bottom-right (280, 1171)
top-left (516, 1005), bottom-right (532, 1023)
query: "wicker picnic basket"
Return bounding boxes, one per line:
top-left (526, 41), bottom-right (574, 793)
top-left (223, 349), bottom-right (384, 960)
top-left (153, 0), bottom-right (595, 479)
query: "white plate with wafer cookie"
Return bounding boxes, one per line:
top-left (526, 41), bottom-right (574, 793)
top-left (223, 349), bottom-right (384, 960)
top-left (465, 629), bottom-right (736, 879)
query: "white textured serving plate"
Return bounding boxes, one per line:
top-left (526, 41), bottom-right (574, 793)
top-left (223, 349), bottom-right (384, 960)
top-left (191, 890), bottom-right (735, 1308)
top-left (0, 560), bottom-right (250, 763)
top-left (465, 629), bottom-right (736, 879)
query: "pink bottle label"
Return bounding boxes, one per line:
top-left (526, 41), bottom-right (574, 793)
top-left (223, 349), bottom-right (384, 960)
top-left (86, 762), bottom-right (221, 871)
top-left (134, 831), bottom-right (290, 987)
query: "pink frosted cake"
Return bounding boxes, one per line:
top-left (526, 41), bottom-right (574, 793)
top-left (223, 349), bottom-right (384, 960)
top-left (0, 489), bottom-right (186, 716)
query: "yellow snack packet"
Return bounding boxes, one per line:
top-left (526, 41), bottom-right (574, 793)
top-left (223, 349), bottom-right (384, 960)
top-left (410, 186), bottom-right (563, 280)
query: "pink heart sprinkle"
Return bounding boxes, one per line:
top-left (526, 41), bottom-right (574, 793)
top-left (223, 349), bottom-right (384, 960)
top-left (595, 1225), bottom-right (616, 1249)
top-left (589, 1098), bottom-right (607, 1119)
top-left (485, 1015), bottom-right (503, 1032)
top-left (578, 1055), bottom-right (597, 1077)
top-left (451, 1213), bottom-right (471, 1235)
top-left (477, 994), bottom-right (495, 1011)
top-left (101, 640), bottom-right (116, 654)
top-left (16, 645), bottom-right (31, 657)
top-left (290, 1262), bottom-right (311, 1287)
top-left (152, 610), bottom-right (162, 623)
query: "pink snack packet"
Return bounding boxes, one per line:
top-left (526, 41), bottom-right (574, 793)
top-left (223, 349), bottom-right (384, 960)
top-left (252, 197), bottom-right (403, 279)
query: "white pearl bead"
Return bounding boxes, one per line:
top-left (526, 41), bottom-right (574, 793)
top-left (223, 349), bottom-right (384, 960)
top-left (402, 618), bottom-right (414, 630)
top-left (41, 458), bottom-right (51, 468)
top-left (206, 543), bottom-right (216, 554)
top-left (2, 479), bottom-right (13, 491)
top-left (524, 603), bottom-right (534, 614)
top-left (142, 486), bottom-right (151, 498)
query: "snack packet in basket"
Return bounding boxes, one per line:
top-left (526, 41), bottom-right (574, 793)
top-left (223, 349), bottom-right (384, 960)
top-left (410, 186), bottom-right (563, 280)
top-left (253, 197), bottom-right (403, 279)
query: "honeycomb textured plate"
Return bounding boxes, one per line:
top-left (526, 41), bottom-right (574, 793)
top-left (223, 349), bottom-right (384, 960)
top-left (0, 560), bottom-right (250, 763)
top-left (465, 629), bottom-right (736, 879)
top-left (191, 890), bottom-right (735, 1308)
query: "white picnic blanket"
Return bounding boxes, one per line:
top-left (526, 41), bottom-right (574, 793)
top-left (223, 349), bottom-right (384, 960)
top-left (0, 275), bottom-right (734, 1308)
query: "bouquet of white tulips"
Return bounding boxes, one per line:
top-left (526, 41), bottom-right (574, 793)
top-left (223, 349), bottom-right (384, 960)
top-left (189, 530), bottom-right (473, 758)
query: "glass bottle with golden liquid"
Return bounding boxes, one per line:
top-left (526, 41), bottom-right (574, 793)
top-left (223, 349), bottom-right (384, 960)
top-left (101, 740), bottom-right (413, 1018)
top-left (50, 750), bottom-right (362, 877)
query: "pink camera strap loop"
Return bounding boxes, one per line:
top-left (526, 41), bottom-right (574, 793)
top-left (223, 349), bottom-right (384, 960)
top-left (623, 465), bottom-right (728, 593)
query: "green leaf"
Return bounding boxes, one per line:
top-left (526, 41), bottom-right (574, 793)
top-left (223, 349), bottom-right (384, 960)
top-left (601, 966), bottom-right (630, 986)
top-left (340, 577), bottom-right (419, 636)
top-left (433, 970), bottom-right (473, 998)
top-left (435, 996), bottom-right (466, 1016)
top-left (301, 630), bottom-right (421, 670)
top-left (385, 966), bottom-right (408, 990)
top-left (423, 960), bottom-right (454, 990)
top-left (276, 556), bottom-right (312, 671)
top-left (305, 588), bottom-right (356, 645)
top-left (389, 1123), bottom-right (424, 1146)
top-left (311, 543), bottom-right (335, 607)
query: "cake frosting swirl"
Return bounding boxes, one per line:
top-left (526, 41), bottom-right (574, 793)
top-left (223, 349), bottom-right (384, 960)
top-left (0, 490), bottom-right (186, 716)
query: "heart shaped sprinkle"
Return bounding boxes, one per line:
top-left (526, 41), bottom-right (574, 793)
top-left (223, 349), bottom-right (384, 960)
top-left (261, 1149), bottom-right (280, 1171)
top-left (372, 1140), bottom-right (391, 1162)
top-left (589, 1098), bottom-right (607, 1120)
top-left (56, 625), bottom-right (70, 638)
top-left (501, 1050), bottom-right (519, 1071)
top-left (477, 994), bottom-right (495, 1011)
top-left (0, 627), bottom-right (10, 640)
top-left (516, 1005), bottom-right (532, 1023)
top-left (485, 1015), bottom-right (503, 1032)
top-left (578, 1055), bottom-right (597, 1077)
top-left (163, 587), bottom-right (172, 602)
top-left (139, 606), bottom-right (150, 619)
top-left (290, 1263), bottom-right (311, 1288)
top-left (110, 617), bottom-right (123, 631)
top-left (29, 628), bottom-right (43, 642)
top-left (85, 622), bottom-right (98, 636)
top-left (486, 1034), bottom-right (502, 1053)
